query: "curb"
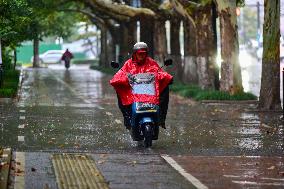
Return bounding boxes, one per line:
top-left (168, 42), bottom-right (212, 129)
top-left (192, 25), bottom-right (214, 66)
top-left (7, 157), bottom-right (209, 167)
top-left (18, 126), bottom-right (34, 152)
top-left (16, 68), bottom-right (24, 102)
top-left (200, 100), bottom-right (258, 104)
top-left (0, 148), bottom-right (12, 189)
top-left (0, 98), bottom-right (13, 103)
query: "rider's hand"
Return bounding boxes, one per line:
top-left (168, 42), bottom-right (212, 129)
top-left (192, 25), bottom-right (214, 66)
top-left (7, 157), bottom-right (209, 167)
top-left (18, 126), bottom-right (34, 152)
top-left (127, 73), bottom-right (136, 84)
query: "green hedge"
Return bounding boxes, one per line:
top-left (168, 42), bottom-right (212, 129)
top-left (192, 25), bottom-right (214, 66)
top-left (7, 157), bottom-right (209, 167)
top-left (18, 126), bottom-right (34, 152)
top-left (170, 83), bottom-right (257, 101)
top-left (90, 65), bottom-right (257, 101)
top-left (0, 70), bottom-right (20, 98)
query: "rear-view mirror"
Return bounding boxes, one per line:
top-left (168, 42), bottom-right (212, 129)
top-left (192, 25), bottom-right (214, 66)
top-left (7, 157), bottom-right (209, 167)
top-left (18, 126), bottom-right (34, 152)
top-left (111, 61), bottom-right (120, 69)
top-left (164, 59), bottom-right (173, 66)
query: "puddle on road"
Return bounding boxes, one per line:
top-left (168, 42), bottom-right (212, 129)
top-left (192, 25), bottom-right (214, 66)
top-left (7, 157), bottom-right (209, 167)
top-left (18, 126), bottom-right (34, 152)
top-left (233, 112), bottom-right (284, 152)
top-left (1, 67), bottom-right (283, 156)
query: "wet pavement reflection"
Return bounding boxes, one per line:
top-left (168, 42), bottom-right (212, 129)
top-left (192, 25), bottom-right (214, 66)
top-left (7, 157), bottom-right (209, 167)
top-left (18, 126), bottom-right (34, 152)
top-left (0, 64), bottom-right (283, 156)
top-left (0, 64), bottom-right (283, 188)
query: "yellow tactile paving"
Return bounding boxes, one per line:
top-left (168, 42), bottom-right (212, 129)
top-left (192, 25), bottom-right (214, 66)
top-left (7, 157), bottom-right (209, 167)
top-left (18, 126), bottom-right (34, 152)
top-left (51, 154), bottom-right (109, 189)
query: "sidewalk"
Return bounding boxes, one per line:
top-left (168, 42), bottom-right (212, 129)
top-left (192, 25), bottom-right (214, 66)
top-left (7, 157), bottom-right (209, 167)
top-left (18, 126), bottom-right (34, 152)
top-left (0, 148), bottom-right (12, 189)
top-left (0, 65), bottom-right (283, 189)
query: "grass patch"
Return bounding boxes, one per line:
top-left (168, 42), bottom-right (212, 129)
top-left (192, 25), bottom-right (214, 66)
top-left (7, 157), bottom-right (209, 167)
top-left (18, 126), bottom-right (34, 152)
top-left (0, 69), bottom-right (20, 98)
top-left (72, 59), bottom-right (99, 65)
top-left (170, 83), bottom-right (257, 101)
top-left (89, 65), bottom-right (257, 101)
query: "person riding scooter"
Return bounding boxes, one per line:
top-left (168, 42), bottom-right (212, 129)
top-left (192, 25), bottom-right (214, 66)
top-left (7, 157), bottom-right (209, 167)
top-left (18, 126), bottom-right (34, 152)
top-left (110, 42), bottom-right (173, 130)
top-left (61, 49), bottom-right (73, 69)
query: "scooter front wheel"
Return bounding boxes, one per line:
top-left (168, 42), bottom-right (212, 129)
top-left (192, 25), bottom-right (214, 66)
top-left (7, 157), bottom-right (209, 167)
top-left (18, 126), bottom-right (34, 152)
top-left (144, 124), bottom-right (152, 148)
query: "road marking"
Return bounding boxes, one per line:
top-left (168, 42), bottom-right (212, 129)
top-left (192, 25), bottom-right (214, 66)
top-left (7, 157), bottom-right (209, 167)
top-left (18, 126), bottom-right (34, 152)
top-left (223, 174), bottom-right (242, 178)
top-left (19, 110), bottom-right (26, 113)
top-left (106, 112), bottom-right (113, 116)
top-left (161, 155), bottom-right (208, 189)
top-left (19, 116), bottom-right (25, 120)
top-left (18, 104), bottom-right (25, 108)
top-left (224, 175), bottom-right (284, 182)
top-left (232, 180), bottom-right (284, 186)
top-left (14, 152), bottom-right (25, 189)
top-left (18, 136), bottom-right (25, 142)
top-left (18, 124), bottom-right (25, 129)
top-left (261, 177), bottom-right (284, 181)
top-left (115, 119), bottom-right (122, 124)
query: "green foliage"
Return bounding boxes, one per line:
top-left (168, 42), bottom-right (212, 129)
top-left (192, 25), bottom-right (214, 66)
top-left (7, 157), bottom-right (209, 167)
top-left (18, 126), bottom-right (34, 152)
top-left (4, 69), bottom-right (20, 79)
top-left (1, 48), bottom-right (15, 70)
top-left (0, 0), bottom-right (84, 48)
top-left (170, 83), bottom-right (257, 101)
top-left (72, 58), bottom-right (98, 64)
top-left (0, 69), bottom-right (20, 97)
top-left (2, 49), bottom-right (12, 70)
top-left (25, 0), bottom-right (81, 41)
top-left (237, 0), bottom-right (245, 7)
top-left (0, 0), bottom-right (32, 46)
top-left (0, 88), bottom-right (17, 97)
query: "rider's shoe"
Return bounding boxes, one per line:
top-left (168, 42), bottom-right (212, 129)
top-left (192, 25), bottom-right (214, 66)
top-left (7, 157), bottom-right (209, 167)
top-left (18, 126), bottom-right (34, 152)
top-left (160, 122), bottom-right (166, 129)
top-left (124, 117), bottom-right (131, 130)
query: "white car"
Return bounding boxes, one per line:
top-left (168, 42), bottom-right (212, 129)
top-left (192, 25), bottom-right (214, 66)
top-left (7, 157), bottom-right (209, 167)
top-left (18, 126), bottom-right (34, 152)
top-left (31, 50), bottom-right (64, 64)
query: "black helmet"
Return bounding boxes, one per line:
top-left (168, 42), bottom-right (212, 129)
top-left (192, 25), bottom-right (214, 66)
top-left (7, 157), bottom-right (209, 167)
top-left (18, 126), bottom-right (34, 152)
top-left (133, 42), bottom-right (148, 53)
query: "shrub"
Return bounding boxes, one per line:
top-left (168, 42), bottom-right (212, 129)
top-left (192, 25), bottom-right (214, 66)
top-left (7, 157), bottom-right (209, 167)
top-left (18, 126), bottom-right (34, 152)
top-left (0, 70), bottom-right (20, 98)
top-left (170, 83), bottom-right (257, 101)
top-left (0, 88), bottom-right (17, 97)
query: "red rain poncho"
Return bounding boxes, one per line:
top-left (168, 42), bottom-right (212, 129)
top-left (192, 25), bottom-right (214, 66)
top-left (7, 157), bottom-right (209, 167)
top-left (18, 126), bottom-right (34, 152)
top-left (110, 57), bottom-right (173, 105)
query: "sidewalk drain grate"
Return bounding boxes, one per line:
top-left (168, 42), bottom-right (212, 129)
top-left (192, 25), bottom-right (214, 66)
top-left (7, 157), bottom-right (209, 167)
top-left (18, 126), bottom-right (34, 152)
top-left (51, 154), bottom-right (109, 189)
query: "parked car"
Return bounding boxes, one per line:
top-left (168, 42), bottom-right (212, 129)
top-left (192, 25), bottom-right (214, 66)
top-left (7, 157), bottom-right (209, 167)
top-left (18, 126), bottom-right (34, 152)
top-left (30, 50), bottom-right (64, 64)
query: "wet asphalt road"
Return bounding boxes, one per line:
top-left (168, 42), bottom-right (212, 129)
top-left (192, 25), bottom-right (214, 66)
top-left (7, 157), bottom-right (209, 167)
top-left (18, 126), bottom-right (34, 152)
top-left (0, 64), bottom-right (284, 189)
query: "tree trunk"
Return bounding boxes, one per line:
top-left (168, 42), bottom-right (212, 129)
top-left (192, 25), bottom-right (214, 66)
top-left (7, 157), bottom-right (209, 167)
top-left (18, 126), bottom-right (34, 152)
top-left (258, 0), bottom-right (281, 110)
top-left (99, 26), bottom-right (108, 68)
top-left (13, 49), bottom-right (17, 70)
top-left (170, 18), bottom-right (183, 82)
top-left (140, 16), bottom-right (154, 58)
top-left (106, 31), bottom-right (114, 67)
top-left (183, 18), bottom-right (198, 84)
top-left (212, 2), bottom-right (219, 90)
top-left (108, 24), bottom-right (120, 63)
top-left (33, 37), bottom-right (40, 68)
top-left (153, 19), bottom-right (167, 65)
top-left (195, 5), bottom-right (217, 89)
top-left (0, 39), bottom-right (2, 67)
top-left (216, 0), bottom-right (243, 94)
top-left (119, 21), bottom-right (136, 63)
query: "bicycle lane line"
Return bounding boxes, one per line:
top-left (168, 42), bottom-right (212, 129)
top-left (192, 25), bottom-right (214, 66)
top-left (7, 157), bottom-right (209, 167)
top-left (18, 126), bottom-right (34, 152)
top-left (161, 155), bottom-right (208, 189)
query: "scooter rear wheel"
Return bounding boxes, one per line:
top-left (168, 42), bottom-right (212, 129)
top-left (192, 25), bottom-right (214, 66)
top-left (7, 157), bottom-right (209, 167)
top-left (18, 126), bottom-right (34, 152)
top-left (144, 124), bottom-right (152, 148)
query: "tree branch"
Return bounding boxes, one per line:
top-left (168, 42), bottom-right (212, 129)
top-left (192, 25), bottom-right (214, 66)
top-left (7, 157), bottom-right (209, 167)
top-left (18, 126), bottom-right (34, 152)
top-left (58, 8), bottom-right (106, 27)
top-left (169, 0), bottom-right (196, 27)
top-left (84, 0), bottom-right (155, 20)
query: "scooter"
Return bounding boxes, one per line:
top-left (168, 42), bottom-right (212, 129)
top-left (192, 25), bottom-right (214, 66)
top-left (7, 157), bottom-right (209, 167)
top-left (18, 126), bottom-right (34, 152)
top-left (64, 59), bottom-right (70, 69)
top-left (111, 59), bottom-right (172, 148)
